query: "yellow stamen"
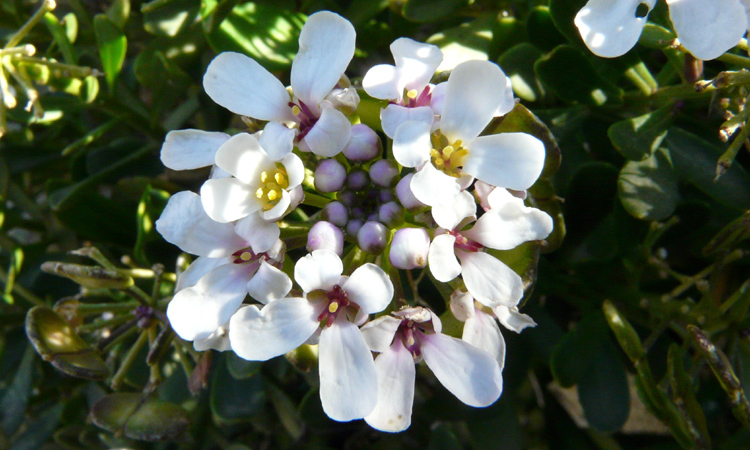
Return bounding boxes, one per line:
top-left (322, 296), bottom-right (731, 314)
top-left (274, 172), bottom-right (286, 186)
top-left (291, 105), bottom-right (301, 115)
top-left (240, 252), bottom-right (253, 261)
top-left (328, 302), bottom-right (339, 313)
top-left (267, 190), bottom-right (279, 201)
top-left (255, 188), bottom-right (264, 199)
top-left (430, 148), bottom-right (441, 159)
top-left (407, 336), bottom-right (415, 347)
top-left (406, 89), bottom-right (418, 99)
top-left (442, 145), bottom-right (454, 158)
top-left (260, 171), bottom-right (268, 183)
top-left (434, 158), bottom-right (445, 168)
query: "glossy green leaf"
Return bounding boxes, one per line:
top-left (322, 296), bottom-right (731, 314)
top-left (142, 0), bottom-right (200, 37)
top-left (210, 354), bottom-right (266, 424)
top-left (94, 14), bottom-right (127, 92)
top-left (548, 0), bottom-right (587, 45)
top-left (490, 16), bottom-right (526, 60)
top-left (226, 351), bottom-right (262, 380)
top-left (618, 147), bottom-right (679, 221)
top-left (602, 300), bottom-right (645, 363)
top-left (43, 12), bottom-right (76, 64)
top-left (401, 0), bottom-right (468, 23)
top-left (526, 6), bottom-right (566, 52)
top-left (106, 0), bottom-right (130, 29)
top-left (608, 104), bottom-right (676, 161)
top-left (426, 16), bottom-right (494, 72)
top-left (536, 45), bottom-right (623, 106)
top-left (91, 393), bottom-right (190, 441)
top-left (489, 242), bottom-right (542, 306)
top-left (498, 43), bottom-right (545, 102)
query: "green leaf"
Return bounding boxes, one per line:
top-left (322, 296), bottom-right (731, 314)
top-left (618, 147), bottom-right (679, 221)
top-left (91, 393), bottom-right (190, 441)
top-left (426, 16), bottom-right (495, 72)
top-left (548, 0), bottom-right (587, 45)
top-left (94, 14), bottom-right (127, 92)
top-left (142, 0), bottom-right (200, 37)
top-left (703, 211), bottom-right (750, 256)
top-left (577, 336), bottom-right (630, 432)
top-left (602, 300), bottom-right (645, 363)
top-left (401, 0), bottom-right (468, 23)
top-left (10, 403), bottom-right (64, 450)
top-left (106, 0), bottom-right (130, 29)
top-left (550, 311), bottom-right (610, 387)
top-left (43, 12), bottom-right (76, 64)
top-left (526, 6), bottom-right (566, 52)
top-left (427, 424), bottom-right (462, 450)
top-left (535, 45), bottom-right (623, 106)
top-left (467, 398), bottom-right (522, 450)
top-left (0, 346), bottom-right (35, 436)
top-left (344, 0), bottom-right (388, 27)
top-left (489, 16), bottom-right (526, 61)
top-left (665, 127), bottom-right (750, 211)
top-left (489, 242), bottom-right (542, 306)
top-left (267, 384), bottom-right (303, 440)
top-left (608, 104), bottom-right (676, 161)
top-left (210, 354), bottom-right (266, 424)
top-left (498, 43), bottom-right (545, 103)
top-left (668, 344), bottom-right (711, 448)
top-left (226, 351), bottom-right (262, 380)
top-left (134, 186), bottom-right (170, 264)
top-left (205, 1), bottom-right (305, 72)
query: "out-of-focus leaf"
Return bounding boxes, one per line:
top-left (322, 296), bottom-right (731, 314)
top-left (3, 247), bottom-right (23, 304)
top-left (10, 403), bottom-right (63, 450)
top-left (618, 147), bottom-right (679, 221)
top-left (40, 262), bottom-right (134, 290)
top-left (703, 210), bottom-right (750, 255)
top-left (205, 1), bottom-right (305, 72)
top-left (91, 393), bottom-right (190, 441)
top-left (427, 16), bottom-right (494, 72)
top-left (535, 45), bottom-right (623, 106)
top-left (401, 0), bottom-right (468, 23)
top-left (44, 12), bottom-right (76, 64)
top-left (490, 16), bottom-right (526, 61)
top-left (427, 423), bottom-right (462, 450)
top-left (666, 128), bottom-right (750, 211)
top-left (226, 352), bottom-right (262, 380)
top-left (609, 104), bottom-right (676, 161)
top-left (133, 49), bottom-right (193, 113)
top-left (134, 186), bottom-right (170, 264)
top-left (25, 306), bottom-right (109, 380)
top-left (577, 336), bottom-right (630, 432)
top-left (639, 22), bottom-right (676, 50)
top-left (94, 14), bottom-right (127, 92)
top-left (142, 0), bottom-right (200, 37)
top-left (267, 384), bottom-right (303, 440)
top-left (210, 354), bottom-right (266, 424)
top-left (0, 345), bottom-right (35, 436)
top-left (548, 0), bottom-right (587, 45)
top-left (106, 0), bottom-right (130, 29)
top-left (551, 311), bottom-right (610, 387)
top-left (498, 43), bottom-right (545, 103)
top-left (467, 398), bottom-right (522, 450)
top-left (526, 6), bottom-right (566, 52)
top-left (201, 0), bottom-right (241, 34)
top-left (345, 0), bottom-right (388, 27)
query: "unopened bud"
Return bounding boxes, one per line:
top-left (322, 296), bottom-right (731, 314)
top-left (342, 124), bottom-right (382, 162)
top-left (314, 159), bottom-right (346, 193)
top-left (321, 201), bottom-right (348, 227)
top-left (390, 228), bottom-right (430, 269)
top-left (357, 221), bottom-right (388, 254)
top-left (369, 159), bottom-right (400, 188)
top-left (307, 221), bottom-right (345, 256)
top-left (378, 201), bottom-right (405, 228)
top-left (346, 168), bottom-right (370, 191)
top-left (41, 262), bottom-right (134, 290)
top-left (346, 219), bottom-right (364, 237)
top-left (396, 173), bottom-right (426, 212)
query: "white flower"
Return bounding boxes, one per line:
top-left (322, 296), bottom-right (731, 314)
top-left (228, 249), bottom-right (394, 422)
top-left (428, 190), bottom-right (553, 308)
top-left (155, 191), bottom-right (289, 342)
top-left (200, 130), bottom-right (304, 226)
top-left (575, 0), bottom-right (749, 60)
top-left (360, 307), bottom-right (503, 432)
top-left (392, 60), bottom-right (545, 208)
top-left (203, 11), bottom-right (356, 157)
top-left (160, 129), bottom-right (230, 171)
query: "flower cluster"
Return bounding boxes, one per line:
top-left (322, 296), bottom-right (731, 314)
top-left (575, 0), bottom-right (750, 60)
top-left (156, 11), bottom-right (553, 432)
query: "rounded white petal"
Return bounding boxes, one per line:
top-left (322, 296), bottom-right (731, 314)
top-left (167, 263), bottom-right (252, 341)
top-left (294, 249), bottom-right (344, 293)
top-left (282, 152), bottom-right (305, 188)
top-left (246, 260), bottom-right (292, 304)
top-left (194, 324), bottom-right (231, 352)
top-left (428, 234), bottom-right (461, 282)
top-left (303, 107), bottom-right (352, 157)
top-left (361, 315), bottom-right (402, 353)
top-left (494, 305), bottom-right (537, 333)
top-left (259, 122), bottom-right (296, 161)
top-left (203, 52), bottom-right (293, 121)
top-left (200, 177), bottom-right (261, 223)
top-left (449, 289), bottom-right (476, 322)
top-left (291, 11), bottom-right (356, 106)
top-left (458, 251), bottom-right (523, 308)
top-left (175, 256), bottom-right (229, 292)
top-left (392, 120), bottom-right (432, 167)
top-left (228, 298), bottom-right (320, 361)
top-left (364, 340), bottom-right (416, 432)
top-left (362, 64), bottom-right (401, 100)
top-left (431, 190), bottom-right (477, 231)
top-left (463, 133), bottom-right (546, 191)
top-left (440, 60), bottom-right (507, 142)
top-left (234, 213), bottom-right (280, 254)
top-left (420, 332), bottom-right (503, 407)
top-left (382, 105), bottom-right (434, 139)
top-left (463, 311), bottom-right (506, 370)
top-left (342, 263), bottom-right (394, 314)
top-left (497, 76), bottom-right (515, 117)
top-left (430, 82), bottom-right (446, 116)
top-left (389, 228), bottom-right (430, 270)
top-left (574, 0), bottom-right (655, 58)
top-left (391, 37), bottom-right (443, 93)
top-left (160, 129), bottom-right (229, 171)
top-left (319, 319), bottom-right (378, 421)
top-left (215, 133), bottom-right (275, 184)
top-left (668, 0), bottom-right (747, 60)
top-left (410, 162), bottom-right (461, 207)
top-left (157, 191), bottom-right (247, 257)
top-left (464, 191), bottom-right (553, 250)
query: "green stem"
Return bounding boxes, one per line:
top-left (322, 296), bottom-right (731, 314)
top-left (0, 266), bottom-right (44, 306)
top-left (76, 301), bottom-right (139, 315)
top-left (77, 314), bottom-right (132, 333)
top-left (717, 52), bottom-right (750, 71)
top-left (4, 0), bottom-right (56, 49)
top-left (716, 120), bottom-right (750, 181)
top-left (301, 192), bottom-right (332, 208)
top-left (10, 55), bottom-right (95, 78)
top-left (110, 330), bottom-right (149, 390)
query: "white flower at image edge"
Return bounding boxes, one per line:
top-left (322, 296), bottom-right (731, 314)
top-left (203, 11), bottom-right (356, 157)
top-left (575, 0), bottom-right (749, 60)
top-left (392, 60), bottom-right (545, 208)
top-left (228, 250), bottom-right (394, 422)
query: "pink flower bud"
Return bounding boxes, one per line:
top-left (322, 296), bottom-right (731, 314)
top-left (369, 159), bottom-right (400, 188)
top-left (342, 124), bottom-right (382, 162)
top-left (396, 173), bottom-right (426, 212)
top-left (357, 221), bottom-right (387, 254)
top-left (322, 201), bottom-right (348, 227)
top-left (314, 159), bottom-right (346, 193)
top-left (307, 221), bottom-right (345, 256)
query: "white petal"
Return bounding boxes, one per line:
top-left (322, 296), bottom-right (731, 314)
top-left (157, 191), bottom-right (247, 257)
top-left (194, 325), bottom-right (231, 352)
top-left (668, 0), bottom-right (747, 60)
top-left (281, 152), bottom-right (305, 188)
top-left (497, 76), bottom-right (515, 117)
top-left (228, 298), bottom-right (320, 360)
top-left (431, 190), bottom-right (477, 231)
top-left (430, 82), bottom-right (446, 116)
top-left (234, 213), bottom-right (280, 254)
top-left (463, 311), bottom-right (506, 370)
top-left (259, 122), bottom-right (296, 160)
top-left (391, 37), bottom-right (443, 93)
top-left (294, 249), bottom-right (344, 293)
top-left (176, 256), bottom-right (228, 292)
top-left (420, 332), bottom-right (503, 407)
top-left (319, 319), bottom-right (378, 421)
top-left (428, 234), bottom-right (461, 282)
top-left (361, 315), bottom-right (402, 352)
top-left (342, 263), bottom-right (394, 314)
top-left (392, 120), bottom-right (432, 167)
top-left (463, 133), bottom-right (546, 191)
top-left (260, 188), bottom-right (292, 222)
top-left (382, 105), bottom-right (434, 139)
top-left (167, 263), bottom-right (252, 341)
top-left (464, 191), bottom-right (553, 250)
top-left (214, 133), bottom-right (275, 184)
top-left (246, 260), bottom-right (292, 304)
top-left (362, 64), bottom-right (401, 100)
top-left (574, 0), bottom-right (655, 58)
top-left (160, 129), bottom-right (229, 170)
top-left (303, 107), bottom-right (352, 157)
top-left (364, 340), bottom-right (416, 432)
top-left (440, 61), bottom-right (507, 142)
top-left (410, 163), bottom-right (460, 207)
top-left (200, 177), bottom-right (260, 223)
top-left (493, 305), bottom-right (537, 333)
top-left (291, 11), bottom-right (356, 107)
top-left (203, 52), bottom-right (293, 121)
top-left (449, 289), bottom-right (476, 322)
top-left (458, 251), bottom-right (523, 308)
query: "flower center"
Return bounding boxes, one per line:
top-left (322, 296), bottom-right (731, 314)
top-left (430, 132), bottom-right (469, 178)
top-left (317, 284), bottom-right (351, 327)
top-left (448, 230), bottom-right (482, 252)
top-left (399, 85), bottom-right (432, 108)
top-left (289, 99), bottom-right (318, 140)
top-left (231, 248), bottom-right (279, 266)
top-left (255, 165), bottom-right (289, 211)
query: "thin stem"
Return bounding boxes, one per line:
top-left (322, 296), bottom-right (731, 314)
top-left (110, 330), bottom-right (149, 390)
top-left (77, 314), bottom-right (132, 333)
top-left (717, 52), bottom-right (750, 71)
top-left (301, 192), bottom-right (332, 208)
top-left (0, 266), bottom-right (44, 306)
top-left (716, 119), bottom-right (750, 181)
top-left (5, 0), bottom-right (57, 49)
top-left (76, 301), bottom-right (139, 315)
top-left (0, 45), bottom-right (35, 57)
top-left (10, 55), bottom-right (96, 78)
